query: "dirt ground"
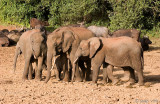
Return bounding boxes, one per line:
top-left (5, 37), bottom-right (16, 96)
top-left (0, 25), bottom-right (160, 104)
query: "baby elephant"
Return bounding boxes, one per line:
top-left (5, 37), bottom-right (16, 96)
top-left (73, 37), bottom-right (144, 85)
top-left (140, 36), bottom-right (152, 51)
top-left (54, 53), bottom-right (71, 82)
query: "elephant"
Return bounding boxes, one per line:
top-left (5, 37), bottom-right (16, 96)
top-left (30, 18), bottom-right (49, 29)
top-left (13, 28), bottom-right (47, 80)
top-left (45, 26), bottom-right (95, 83)
top-left (110, 29), bottom-right (140, 41)
top-left (87, 25), bottom-right (110, 38)
top-left (73, 36), bottom-right (144, 85)
top-left (0, 31), bottom-right (9, 47)
top-left (0, 29), bottom-right (9, 36)
top-left (53, 53), bottom-right (71, 81)
top-left (7, 30), bottom-right (22, 45)
top-left (139, 35), bottom-right (152, 51)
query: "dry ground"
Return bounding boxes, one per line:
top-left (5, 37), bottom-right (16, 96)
top-left (0, 25), bottom-right (160, 104)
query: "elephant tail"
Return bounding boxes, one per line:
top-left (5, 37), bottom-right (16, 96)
top-left (13, 43), bottom-right (21, 73)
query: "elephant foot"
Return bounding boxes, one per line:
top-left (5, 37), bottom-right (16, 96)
top-left (22, 76), bottom-right (28, 81)
top-left (112, 79), bottom-right (119, 85)
top-left (138, 82), bottom-right (144, 86)
top-left (35, 76), bottom-right (42, 81)
top-left (28, 76), bottom-right (33, 80)
top-left (128, 78), bottom-right (135, 84)
top-left (56, 77), bottom-right (61, 81)
top-left (75, 77), bottom-right (83, 82)
top-left (120, 77), bottom-right (130, 82)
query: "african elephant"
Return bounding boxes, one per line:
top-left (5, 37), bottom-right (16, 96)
top-left (45, 27), bottom-right (95, 83)
top-left (53, 53), bottom-right (71, 81)
top-left (73, 37), bottom-right (144, 85)
top-left (87, 25), bottom-right (110, 38)
top-left (13, 28), bottom-right (47, 80)
top-left (110, 29), bottom-right (140, 41)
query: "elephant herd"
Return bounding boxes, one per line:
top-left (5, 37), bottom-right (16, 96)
top-left (0, 23), bottom-right (153, 86)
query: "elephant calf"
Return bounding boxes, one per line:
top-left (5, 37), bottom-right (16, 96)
top-left (73, 37), bottom-right (144, 85)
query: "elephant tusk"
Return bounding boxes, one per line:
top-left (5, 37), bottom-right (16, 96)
top-left (50, 56), bottom-right (56, 71)
top-left (34, 55), bottom-right (37, 59)
top-left (73, 57), bottom-right (79, 64)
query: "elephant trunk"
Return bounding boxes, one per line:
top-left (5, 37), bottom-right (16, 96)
top-left (45, 50), bottom-right (54, 83)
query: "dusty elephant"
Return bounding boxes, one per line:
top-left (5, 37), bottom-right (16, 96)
top-left (110, 29), bottom-right (140, 41)
top-left (13, 28), bottom-right (47, 80)
top-left (87, 25), bottom-right (110, 38)
top-left (73, 37), bottom-right (144, 85)
top-left (45, 27), bottom-right (95, 83)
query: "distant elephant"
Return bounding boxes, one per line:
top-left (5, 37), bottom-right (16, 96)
top-left (30, 18), bottom-right (49, 29)
top-left (73, 37), bottom-right (144, 85)
top-left (7, 30), bottom-right (22, 45)
top-left (1, 29), bottom-right (9, 36)
top-left (13, 28), bottom-right (47, 80)
top-left (54, 53), bottom-right (71, 81)
top-left (87, 25), bottom-right (110, 38)
top-left (45, 27), bottom-right (95, 83)
top-left (140, 36), bottom-right (152, 51)
top-left (0, 31), bottom-right (9, 47)
top-left (110, 29), bottom-right (140, 41)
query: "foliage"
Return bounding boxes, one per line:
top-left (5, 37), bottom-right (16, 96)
top-left (0, 0), bottom-right (159, 37)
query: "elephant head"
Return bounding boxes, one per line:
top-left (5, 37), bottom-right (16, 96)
top-left (30, 32), bottom-right (46, 58)
top-left (45, 27), bottom-right (76, 83)
top-left (74, 37), bottom-right (101, 63)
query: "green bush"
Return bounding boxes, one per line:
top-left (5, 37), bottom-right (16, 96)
top-left (0, 0), bottom-right (159, 37)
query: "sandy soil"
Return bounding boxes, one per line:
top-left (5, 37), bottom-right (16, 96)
top-left (0, 26), bottom-right (160, 104)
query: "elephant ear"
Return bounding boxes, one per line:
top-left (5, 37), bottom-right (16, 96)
top-left (89, 37), bottom-right (101, 58)
top-left (61, 31), bottom-right (75, 52)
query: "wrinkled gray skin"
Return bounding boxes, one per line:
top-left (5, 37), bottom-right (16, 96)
top-left (73, 37), bottom-right (144, 85)
top-left (0, 31), bottom-right (9, 47)
top-left (110, 29), bottom-right (140, 41)
top-left (87, 26), bottom-right (110, 38)
top-left (54, 53), bottom-right (71, 81)
top-left (139, 36), bottom-right (152, 51)
top-left (13, 29), bottom-right (47, 80)
top-left (45, 27), bottom-right (95, 83)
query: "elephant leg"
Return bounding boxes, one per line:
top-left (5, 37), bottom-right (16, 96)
top-left (121, 67), bottom-right (136, 83)
top-left (35, 56), bottom-right (43, 81)
top-left (28, 63), bottom-right (33, 80)
top-left (85, 60), bottom-right (91, 81)
top-left (102, 63), bottom-right (108, 84)
top-left (70, 55), bottom-right (82, 82)
top-left (136, 69), bottom-right (144, 86)
top-left (92, 62), bottom-right (101, 83)
top-left (78, 61), bottom-right (86, 81)
top-left (55, 66), bottom-right (61, 81)
top-left (62, 58), bottom-right (70, 82)
top-left (22, 56), bottom-right (31, 80)
top-left (106, 65), bottom-right (119, 85)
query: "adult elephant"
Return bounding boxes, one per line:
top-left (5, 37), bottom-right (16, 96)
top-left (45, 27), bottom-right (95, 83)
top-left (13, 28), bottom-right (47, 80)
top-left (87, 25), bottom-right (110, 38)
top-left (73, 37), bottom-right (144, 85)
top-left (110, 29), bottom-right (140, 41)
